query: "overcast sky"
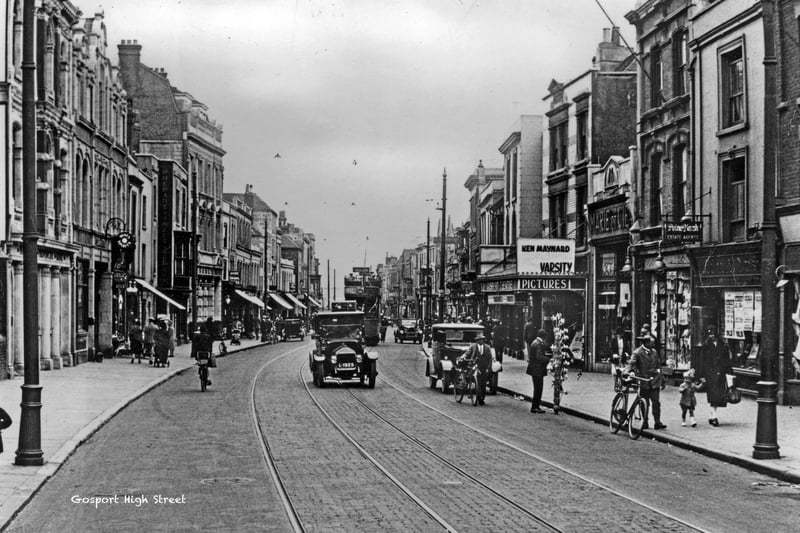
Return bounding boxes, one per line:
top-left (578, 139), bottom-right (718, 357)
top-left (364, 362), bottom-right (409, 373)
top-left (101, 0), bottom-right (636, 292)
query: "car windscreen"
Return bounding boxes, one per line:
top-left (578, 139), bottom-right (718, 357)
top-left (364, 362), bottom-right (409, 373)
top-left (318, 316), bottom-right (362, 339)
top-left (439, 329), bottom-right (481, 342)
top-left (400, 320), bottom-right (417, 328)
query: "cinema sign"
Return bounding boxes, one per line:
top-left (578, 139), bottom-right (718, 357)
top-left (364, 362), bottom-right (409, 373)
top-left (517, 238), bottom-right (576, 275)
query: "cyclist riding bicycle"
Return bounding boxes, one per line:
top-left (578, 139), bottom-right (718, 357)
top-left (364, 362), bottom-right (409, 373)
top-left (192, 326), bottom-right (214, 386)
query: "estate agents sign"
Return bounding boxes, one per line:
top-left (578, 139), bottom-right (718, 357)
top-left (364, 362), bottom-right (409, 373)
top-left (517, 238), bottom-right (575, 275)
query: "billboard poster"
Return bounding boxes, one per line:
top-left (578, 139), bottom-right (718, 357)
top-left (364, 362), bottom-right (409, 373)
top-left (517, 238), bottom-right (575, 275)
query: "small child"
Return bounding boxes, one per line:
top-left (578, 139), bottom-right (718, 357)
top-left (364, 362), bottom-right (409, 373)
top-left (679, 369), bottom-right (704, 427)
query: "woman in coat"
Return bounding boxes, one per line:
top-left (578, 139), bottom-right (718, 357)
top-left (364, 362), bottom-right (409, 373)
top-left (702, 327), bottom-right (732, 426)
top-left (153, 320), bottom-right (171, 368)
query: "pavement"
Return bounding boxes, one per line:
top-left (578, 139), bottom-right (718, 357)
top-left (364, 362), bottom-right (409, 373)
top-left (1, 340), bottom-right (798, 530)
top-left (0, 337), bottom-right (266, 530)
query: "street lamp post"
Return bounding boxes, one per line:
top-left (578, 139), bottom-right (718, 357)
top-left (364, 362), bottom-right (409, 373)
top-left (16, 0), bottom-right (43, 466)
top-left (439, 168), bottom-right (447, 321)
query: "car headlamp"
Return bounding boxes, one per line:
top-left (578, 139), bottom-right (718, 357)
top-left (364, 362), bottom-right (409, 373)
top-left (331, 355), bottom-right (337, 364)
top-left (356, 354), bottom-right (363, 363)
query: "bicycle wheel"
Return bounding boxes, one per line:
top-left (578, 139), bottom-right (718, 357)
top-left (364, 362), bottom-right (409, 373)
top-left (469, 375), bottom-right (479, 406)
top-left (454, 372), bottom-right (465, 403)
top-left (609, 392), bottom-right (627, 434)
top-left (199, 366), bottom-right (207, 392)
top-left (628, 398), bottom-right (648, 439)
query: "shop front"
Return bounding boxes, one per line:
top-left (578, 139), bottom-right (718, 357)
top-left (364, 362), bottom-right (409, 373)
top-left (479, 238), bottom-right (585, 360)
top-left (689, 242), bottom-right (763, 396)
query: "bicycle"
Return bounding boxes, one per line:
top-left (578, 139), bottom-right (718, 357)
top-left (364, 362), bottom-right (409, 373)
top-left (453, 357), bottom-right (479, 406)
top-left (196, 351), bottom-right (212, 392)
top-left (609, 373), bottom-right (653, 439)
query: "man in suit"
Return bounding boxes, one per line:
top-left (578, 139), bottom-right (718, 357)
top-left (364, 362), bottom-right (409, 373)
top-left (463, 334), bottom-right (494, 405)
top-left (527, 329), bottom-right (551, 413)
top-left (625, 333), bottom-right (666, 430)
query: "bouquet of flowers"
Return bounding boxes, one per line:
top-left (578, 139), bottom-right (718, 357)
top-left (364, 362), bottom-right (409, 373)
top-left (548, 313), bottom-right (571, 385)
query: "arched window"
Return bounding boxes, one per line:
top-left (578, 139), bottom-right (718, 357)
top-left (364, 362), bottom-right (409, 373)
top-left (12, 1), bottom-right (22, 73)
top-left (13, 124), bottom-right (22, 209)
top-left (605, 166), bottom-right (618, 190)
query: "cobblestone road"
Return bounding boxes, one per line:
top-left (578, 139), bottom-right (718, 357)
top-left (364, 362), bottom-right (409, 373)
top-left (6, 340), bottom-right (800, 533)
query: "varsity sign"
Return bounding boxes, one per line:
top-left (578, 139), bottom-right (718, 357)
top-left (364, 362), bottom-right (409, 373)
top-left (517, 238), bottom-right (575, 275)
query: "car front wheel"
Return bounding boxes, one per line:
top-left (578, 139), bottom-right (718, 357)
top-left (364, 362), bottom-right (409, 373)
top-left (367, 361), bottom-right (377, 388)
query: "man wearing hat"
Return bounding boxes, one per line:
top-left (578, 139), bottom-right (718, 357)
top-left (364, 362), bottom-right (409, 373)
top-left (625, 332), bottom-right (667, 430)
top-left (526, 329), bottom-right (551, 413)
top-left (463, 333), bottom-right (494, 405)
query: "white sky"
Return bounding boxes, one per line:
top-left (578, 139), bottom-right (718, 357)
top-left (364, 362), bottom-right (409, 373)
top-left (100, 0), bottom-right (636, 290)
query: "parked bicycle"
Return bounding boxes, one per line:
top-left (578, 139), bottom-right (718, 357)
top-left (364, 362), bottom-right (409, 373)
top-left (609, 374), bottom-right (653, 439)
top-left (453, 357), bottom-right (479, 406)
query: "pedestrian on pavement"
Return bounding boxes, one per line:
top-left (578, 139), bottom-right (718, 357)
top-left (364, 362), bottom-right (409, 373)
top-left (143, 318), bottom-right (158, 364)
top-left (523, 316), bottom-right (537, 359)
top-left (167, 319), bottom-right (176, 358)
top-left (625, 333), bottom-right (667, 430)
top-left (678, 368), bottom-right (704, 427)
top-left (128, 319), bottom-right (144, 364)
top-left (702, 327), bottom-right (733, 426)
top-left (461, 334), bottom-right (494, 405)
top-left (526, 329), bottom-right (551, 413)
top-left (0, 406), bottom-right (11, 453)
top-left (153, 320), bottom-right (170, 368)
top-left (205, 316), bottom-right (215, 340)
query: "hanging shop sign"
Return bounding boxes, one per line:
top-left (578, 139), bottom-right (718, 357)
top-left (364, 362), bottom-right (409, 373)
top-left (488, 294), bottom-right (516, 305)
top-left (517, 238), bottom-right (575, 275)
top-left (663, 221), bottom-right (703, 243)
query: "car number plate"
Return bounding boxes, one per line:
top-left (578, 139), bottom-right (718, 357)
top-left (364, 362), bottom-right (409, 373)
top-left (339, 363), bottom-right (355, 369)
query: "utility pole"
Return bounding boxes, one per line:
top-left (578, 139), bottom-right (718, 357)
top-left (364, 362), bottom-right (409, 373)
top-left (263, 217), bottom-right (268, 304)
top-left (327, 259), bottom-right (330, 310)
top-left (439, 168), bottom-right (447, 321)
top-left (333, 268), bottom-right (336, 302)
top-left (426, 218), bottom-right (431, 325)
top-left (16, 0), bottom-right (42, 466)
top-left (191, 171), bottom-right (198, 334)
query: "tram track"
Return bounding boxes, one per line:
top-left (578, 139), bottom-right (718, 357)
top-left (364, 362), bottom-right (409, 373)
top-left (250, 342), bottom-right (708, 532)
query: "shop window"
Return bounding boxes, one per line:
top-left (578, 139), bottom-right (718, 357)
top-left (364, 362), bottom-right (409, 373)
top-left (722, 289), bottom-right (761, 369)
top-left (791, 282), bottom-right (800, 379)
top-left (722, 155), bottom-right (746, 242)
top-left (76, 260), bottom-right (88, 331)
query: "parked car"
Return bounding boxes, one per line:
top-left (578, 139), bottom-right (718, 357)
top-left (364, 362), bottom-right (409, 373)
top-left (394, 319), bottom-right (423, 344)
top-left (281, 318), bottom-right (305, 341)
top-left (309, 310), bottom-right (378, 388)
top-left (426, 322), bottom-right (501, 394)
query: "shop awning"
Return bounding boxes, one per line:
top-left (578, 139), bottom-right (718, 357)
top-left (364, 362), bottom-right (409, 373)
top-left (268, 292), bottom-right (293, 311)
top-left (234, 289), bottom-right (265, 308)
top-left (305, 294), bottom-right (323, 308)
top-left (284, 292), bottom-right (307, 310)
top-left (134, 278), bottom-right (186, 310)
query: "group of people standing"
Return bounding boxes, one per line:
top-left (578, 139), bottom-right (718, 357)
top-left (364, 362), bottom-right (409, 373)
top-left (127, 317), bottom-right (175, 367)
top-left (522, 314), bottom-right (735, 428)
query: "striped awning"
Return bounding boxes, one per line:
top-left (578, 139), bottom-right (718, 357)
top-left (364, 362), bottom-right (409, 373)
top-left (284, 293), bottom-right (307, 310)
top-left (234, 289), bottom-right (265, 308)
top-left (268, 292), bottom-right (293, 310)
top-left (305, 294), bottom-right (323, 308)
top-left (134, 278), bottom-right (186, 310)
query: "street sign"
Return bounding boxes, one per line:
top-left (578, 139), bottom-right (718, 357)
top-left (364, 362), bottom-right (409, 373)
top-left (353, 267), bottom-right (370, 274)
top-left (663, 220), bottom-right (703, 243)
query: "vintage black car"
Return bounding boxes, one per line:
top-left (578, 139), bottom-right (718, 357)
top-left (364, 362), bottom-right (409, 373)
top-left (394, 318), bottom-right (423, 344)
top-left (281, 318), bottom-right (305, 341)
top-left (426, 322), bottom-right (501, 394)
top-left (309, 310), bottom-right (378, 388)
